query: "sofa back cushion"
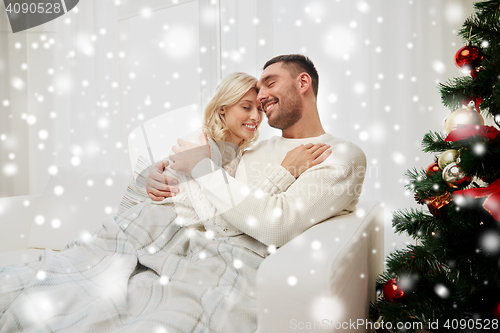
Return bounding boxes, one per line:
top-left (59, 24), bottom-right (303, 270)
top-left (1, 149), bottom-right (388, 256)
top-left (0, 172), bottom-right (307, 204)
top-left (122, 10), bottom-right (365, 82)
top-left (27, 167), bottom-right (133, 250)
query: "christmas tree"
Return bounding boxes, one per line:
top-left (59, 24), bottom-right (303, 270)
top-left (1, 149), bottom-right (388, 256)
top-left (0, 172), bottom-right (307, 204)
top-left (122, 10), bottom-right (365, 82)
top-left (370, 1), bottom-right (500, 332)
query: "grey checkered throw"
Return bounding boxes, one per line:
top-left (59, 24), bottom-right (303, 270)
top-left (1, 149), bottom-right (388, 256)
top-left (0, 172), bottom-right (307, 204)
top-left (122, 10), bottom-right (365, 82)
top-left (0, 202), bottom-right (265, 332)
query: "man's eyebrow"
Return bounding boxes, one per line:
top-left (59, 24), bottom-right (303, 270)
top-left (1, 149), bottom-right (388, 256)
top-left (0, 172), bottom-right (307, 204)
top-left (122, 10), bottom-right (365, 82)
top-left (261, 74), bottom-right (278, 83)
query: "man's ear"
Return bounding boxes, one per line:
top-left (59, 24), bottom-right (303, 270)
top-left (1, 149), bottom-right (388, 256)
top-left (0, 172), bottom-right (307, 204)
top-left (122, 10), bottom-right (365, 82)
top-left (298, 73), bottom-right (312, 95)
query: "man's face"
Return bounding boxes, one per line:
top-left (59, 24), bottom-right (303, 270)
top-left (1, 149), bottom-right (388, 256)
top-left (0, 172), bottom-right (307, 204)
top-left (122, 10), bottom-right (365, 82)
top-left (256, 62), bottom-right (303, 130)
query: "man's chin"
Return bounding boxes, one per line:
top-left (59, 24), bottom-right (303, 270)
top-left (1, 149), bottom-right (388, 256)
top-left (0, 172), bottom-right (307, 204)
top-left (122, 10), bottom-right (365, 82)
top-left (267, 110), bottom-right (287, 129)
top-left (266, 114), bottom-right (276, 127)
top-left (267, 119), bottom-right (283, 130)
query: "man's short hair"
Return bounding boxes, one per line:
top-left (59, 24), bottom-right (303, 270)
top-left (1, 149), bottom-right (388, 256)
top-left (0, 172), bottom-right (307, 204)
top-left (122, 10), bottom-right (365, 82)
top-left (263, 54), bottom-right (319, 98)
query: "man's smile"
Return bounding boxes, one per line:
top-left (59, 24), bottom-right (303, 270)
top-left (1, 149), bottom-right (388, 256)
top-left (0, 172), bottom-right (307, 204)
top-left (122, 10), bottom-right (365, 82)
top-left (262, 100), bottom-right (278, 116)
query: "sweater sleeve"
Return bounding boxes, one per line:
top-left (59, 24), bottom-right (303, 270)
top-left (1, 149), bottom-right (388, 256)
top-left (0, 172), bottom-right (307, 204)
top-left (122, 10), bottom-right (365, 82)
top-left (249, 163), bottom-right (296, 195)
top-left (191, 146), bottom-right (367, 247)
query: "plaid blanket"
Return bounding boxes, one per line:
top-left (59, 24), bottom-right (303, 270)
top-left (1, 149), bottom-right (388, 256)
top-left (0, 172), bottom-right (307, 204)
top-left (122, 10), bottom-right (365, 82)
top-left (0, 202), bottom-right (266, 332)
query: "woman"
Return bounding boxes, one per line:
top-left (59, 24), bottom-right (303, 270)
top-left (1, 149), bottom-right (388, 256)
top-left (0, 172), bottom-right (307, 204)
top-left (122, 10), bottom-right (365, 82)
top-left (138, 72), bottom-right (265, 240)
top-left (0, 72), bottom-right (327, 333)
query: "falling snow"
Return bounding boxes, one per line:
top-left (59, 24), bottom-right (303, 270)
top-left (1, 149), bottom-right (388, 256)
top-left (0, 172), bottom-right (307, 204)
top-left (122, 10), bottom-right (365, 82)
top-left (480, 231), bottom-right (500, 254)
top-left (0, 4), bottom-right (487, 327)
top-left (434, 284), bottom-right (450, 298)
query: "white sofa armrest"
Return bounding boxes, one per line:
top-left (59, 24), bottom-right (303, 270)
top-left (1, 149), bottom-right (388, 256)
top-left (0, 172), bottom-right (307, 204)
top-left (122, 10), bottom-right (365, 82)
top-left (257, 200), bottom-right (384, 332)
top-left (0, 194), bottom-right (41, 252)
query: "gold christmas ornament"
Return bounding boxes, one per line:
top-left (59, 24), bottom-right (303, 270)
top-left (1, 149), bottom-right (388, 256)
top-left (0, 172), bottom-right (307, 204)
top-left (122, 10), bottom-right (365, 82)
top-left (445, 104), bottom-right (484, 134)
top-left (426, 192), bottom-right (453, 210)
top-left (442, 162), bottom-right (472, 188)
top-left (438, 149), bottom-right (460, 169)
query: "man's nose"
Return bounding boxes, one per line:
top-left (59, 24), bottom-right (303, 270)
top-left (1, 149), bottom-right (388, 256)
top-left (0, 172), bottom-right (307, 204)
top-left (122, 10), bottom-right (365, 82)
top-left (256, 88), bottom-right (267, 105)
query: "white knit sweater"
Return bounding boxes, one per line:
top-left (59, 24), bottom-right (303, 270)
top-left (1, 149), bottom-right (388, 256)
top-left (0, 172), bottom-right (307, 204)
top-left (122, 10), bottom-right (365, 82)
top-left (147, 129), bottom-right (246, 239)
top-left (192, 133), bottom-right (367, 247)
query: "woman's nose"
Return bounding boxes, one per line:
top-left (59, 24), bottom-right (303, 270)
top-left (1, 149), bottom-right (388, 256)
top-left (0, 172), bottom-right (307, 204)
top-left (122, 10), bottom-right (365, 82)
top-left (250, 107), bottom-right (261, 121)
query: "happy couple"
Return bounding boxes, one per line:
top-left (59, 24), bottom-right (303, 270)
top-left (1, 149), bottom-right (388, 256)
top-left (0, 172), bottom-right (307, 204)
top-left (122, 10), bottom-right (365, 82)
top-left (144, 53), bottom-right (367, 248)
top-left (0, 54), bottom-right (368, 333)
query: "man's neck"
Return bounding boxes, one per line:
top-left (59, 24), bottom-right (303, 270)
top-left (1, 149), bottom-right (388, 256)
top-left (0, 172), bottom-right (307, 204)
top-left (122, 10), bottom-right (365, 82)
top-left (281, 126), bottom-right (326, 139)
top-left (281, 106), bottom-right (326, 139)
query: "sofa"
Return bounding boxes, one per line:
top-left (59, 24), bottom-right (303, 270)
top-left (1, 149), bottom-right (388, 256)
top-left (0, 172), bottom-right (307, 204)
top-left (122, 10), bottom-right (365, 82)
top-left (257, 200), bottom-right (384, 332)
top-left (0, 167), bottom-right (383, 332)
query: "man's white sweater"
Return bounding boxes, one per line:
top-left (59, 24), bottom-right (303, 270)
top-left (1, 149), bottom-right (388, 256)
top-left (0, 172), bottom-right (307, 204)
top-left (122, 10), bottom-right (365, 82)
top-left (192, 133), bottom-right (367, 248)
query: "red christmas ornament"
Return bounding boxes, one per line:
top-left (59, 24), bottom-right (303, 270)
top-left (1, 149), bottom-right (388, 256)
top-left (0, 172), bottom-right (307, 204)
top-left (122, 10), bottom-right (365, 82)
top-left (426, 162), bottom-right (441, 177)
top-left (474, 96), bottom-right (483, 112)
top-left (493, 301), bottom-right (500, 320)
top-left (445, 125), bottom-right (500, 142)
top-left (470, 67), bottom-right (483, 79)
top-left (470, 69), bottom-right (478, 78)
top-left (455, 45), bottom-right (484, 70)
top-left (383, 278), bottom-right (406, 303)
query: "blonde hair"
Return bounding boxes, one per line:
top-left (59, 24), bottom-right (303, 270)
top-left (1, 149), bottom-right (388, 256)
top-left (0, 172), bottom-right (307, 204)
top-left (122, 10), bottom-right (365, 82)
top-left (203, 72), bottom-right (259, 152)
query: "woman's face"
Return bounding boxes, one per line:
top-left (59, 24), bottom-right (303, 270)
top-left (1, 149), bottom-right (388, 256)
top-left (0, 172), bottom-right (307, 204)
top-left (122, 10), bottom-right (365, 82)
top-left (222, 88), bottom-right (263, 145)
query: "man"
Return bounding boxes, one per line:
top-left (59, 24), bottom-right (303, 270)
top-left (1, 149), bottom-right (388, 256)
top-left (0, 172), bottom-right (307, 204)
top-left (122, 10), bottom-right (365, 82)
top-left (147, 54), bottom-right (367, 248)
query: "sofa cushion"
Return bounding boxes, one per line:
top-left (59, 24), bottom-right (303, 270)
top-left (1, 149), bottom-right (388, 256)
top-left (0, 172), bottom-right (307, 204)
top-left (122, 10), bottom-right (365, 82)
top-left (0, 194), bottom-right (41, 252)
top-left (27, 167), bottom-right (133, 250)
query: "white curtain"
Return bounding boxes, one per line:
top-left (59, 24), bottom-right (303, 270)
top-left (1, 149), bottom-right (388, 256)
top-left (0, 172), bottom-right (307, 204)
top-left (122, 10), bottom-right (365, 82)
top-left (0, 0), bottom-right (483, 254)
top-left (0, 0), bottom-right (217, 197)
top-left (1, 10), bottom-right (29, 196)
top-left (0, 0), bottom-right (125, 196)
top-left (219, 0), bottom-right (480, 253)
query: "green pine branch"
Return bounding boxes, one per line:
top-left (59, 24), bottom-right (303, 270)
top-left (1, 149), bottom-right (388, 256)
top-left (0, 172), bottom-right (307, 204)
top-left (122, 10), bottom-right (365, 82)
top-left (441, 0), bottom-right (500, 119)
top-left (421, 131), bottom-right (451, 153)
top-left (438, 77), bottom-right (476, 112)
top-left (392, 208), bottom-right (438, 240)
top-left (460, 1), bottom-right (500, 44)
top-left (421, 129), bottom-right (500, 180)
top-left (405, 168), bottom-right (451, 201)
top-left (457, 139), bottom-right (500, 179)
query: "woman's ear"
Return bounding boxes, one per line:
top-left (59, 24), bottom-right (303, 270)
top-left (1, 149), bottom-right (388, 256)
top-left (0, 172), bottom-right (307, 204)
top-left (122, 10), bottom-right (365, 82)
top-left (220, 107), bottom-right (225, 115)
